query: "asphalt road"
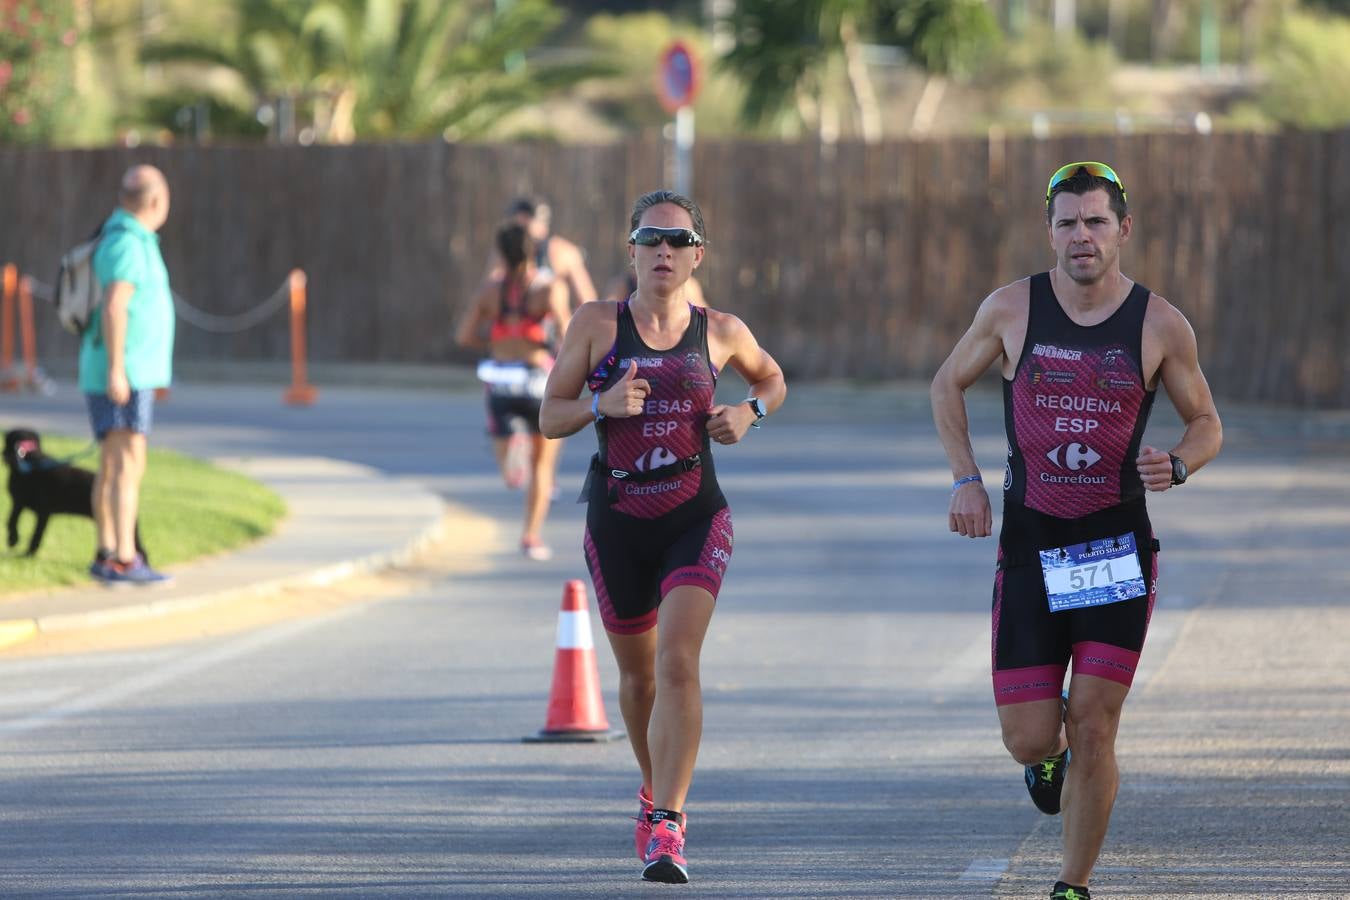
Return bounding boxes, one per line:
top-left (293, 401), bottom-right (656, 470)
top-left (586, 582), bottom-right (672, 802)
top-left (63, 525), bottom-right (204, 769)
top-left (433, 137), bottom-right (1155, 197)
top-left (0, 378), bottom-right (1347, 898)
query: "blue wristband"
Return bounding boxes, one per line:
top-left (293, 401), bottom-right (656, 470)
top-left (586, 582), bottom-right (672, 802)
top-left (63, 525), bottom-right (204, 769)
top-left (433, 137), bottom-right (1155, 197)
top-left (952, 473), bottom-right (983, 491)
top-left (591, 392), bottom-right (604, 422)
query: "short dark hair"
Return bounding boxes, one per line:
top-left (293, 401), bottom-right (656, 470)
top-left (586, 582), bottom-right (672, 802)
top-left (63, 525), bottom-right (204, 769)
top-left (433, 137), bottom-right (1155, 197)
top-left (629, 190), bottom-right (706, 242)
top-left (1047, 169), bottom-right (1128, 223)
top-left (496, 222), bottom-right (534, 270)
top-left (505, 196), bottom-right (539, 218)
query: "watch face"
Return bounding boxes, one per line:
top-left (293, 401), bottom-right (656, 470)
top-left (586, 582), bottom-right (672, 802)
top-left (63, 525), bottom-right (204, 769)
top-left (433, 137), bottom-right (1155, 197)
top-left (1170, 455), bottom-right (1187, 485)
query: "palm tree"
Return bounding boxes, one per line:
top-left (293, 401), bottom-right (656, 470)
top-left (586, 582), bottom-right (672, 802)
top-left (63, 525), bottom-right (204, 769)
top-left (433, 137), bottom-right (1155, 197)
top-left (302, 0), bottom-right (607, 140)
top-left (718, 0), bottom-right (879, 140)
top-left (717, 0), bottom-right (998, 140)
top-left (882, 0), bottom-right (1001, 134)
top-left (142, 0), bottom-right (604, 142)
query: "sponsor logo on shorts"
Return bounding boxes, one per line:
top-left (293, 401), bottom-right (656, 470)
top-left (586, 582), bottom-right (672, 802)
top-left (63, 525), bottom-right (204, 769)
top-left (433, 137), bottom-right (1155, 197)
top-left (1078, 654), bottom-right (1136, 674)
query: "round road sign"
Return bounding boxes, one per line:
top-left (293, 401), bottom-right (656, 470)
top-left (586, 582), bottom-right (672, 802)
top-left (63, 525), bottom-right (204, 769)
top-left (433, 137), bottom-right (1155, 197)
top-left (658, 41), bottom-right (700, 114)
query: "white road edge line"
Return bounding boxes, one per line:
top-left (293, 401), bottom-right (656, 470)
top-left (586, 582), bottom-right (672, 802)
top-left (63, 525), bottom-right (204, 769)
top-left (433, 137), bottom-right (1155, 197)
top-left (0, 606), bottom-right (366, 739)
top-left (928, 628), bottom-right (990, 689)
top-left (958, 857), bottom-right (1009, 881)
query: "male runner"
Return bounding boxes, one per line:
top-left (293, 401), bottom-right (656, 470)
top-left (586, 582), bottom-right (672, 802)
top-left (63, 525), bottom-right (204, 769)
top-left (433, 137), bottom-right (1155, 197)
top-left (930, 162), bottom-right (1223, 899)
top-left (505, 196), bottom-right (598, 311)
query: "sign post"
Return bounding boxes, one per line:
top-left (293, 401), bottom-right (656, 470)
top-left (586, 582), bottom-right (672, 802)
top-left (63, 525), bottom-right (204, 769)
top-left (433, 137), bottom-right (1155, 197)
top-left (657, 41), bottom-right (700, 196)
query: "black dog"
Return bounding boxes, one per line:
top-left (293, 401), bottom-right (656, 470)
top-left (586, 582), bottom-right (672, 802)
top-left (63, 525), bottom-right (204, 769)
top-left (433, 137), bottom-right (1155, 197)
top-left (4, 428), bottom-right (148, 561)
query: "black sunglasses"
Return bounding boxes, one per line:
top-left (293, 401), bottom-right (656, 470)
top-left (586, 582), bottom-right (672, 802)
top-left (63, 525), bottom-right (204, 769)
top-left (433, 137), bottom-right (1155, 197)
top-left (629, 226), bottom-right (704, 248)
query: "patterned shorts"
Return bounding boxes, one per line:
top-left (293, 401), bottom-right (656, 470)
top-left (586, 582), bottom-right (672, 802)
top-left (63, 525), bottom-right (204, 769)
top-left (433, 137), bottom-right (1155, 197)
top-left (583, 503), bottom-right (733, 635)
top-left (86, 390), bottom-right (156, 440)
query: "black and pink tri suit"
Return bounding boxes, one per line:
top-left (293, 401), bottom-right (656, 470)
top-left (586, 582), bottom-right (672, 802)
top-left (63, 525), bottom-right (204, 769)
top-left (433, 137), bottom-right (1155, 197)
top-left (582, 300), bottom-right (734, 635)
top-left (993, 272), bottom-right (1161, 705)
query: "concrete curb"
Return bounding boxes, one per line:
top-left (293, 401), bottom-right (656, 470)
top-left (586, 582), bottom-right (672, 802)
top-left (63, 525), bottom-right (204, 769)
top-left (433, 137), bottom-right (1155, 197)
top-left (0, 455), bottom-right (446, 645)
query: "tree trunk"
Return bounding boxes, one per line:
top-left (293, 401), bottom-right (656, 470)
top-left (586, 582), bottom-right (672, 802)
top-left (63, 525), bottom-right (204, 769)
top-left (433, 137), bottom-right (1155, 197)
top-left (1054, 0), bottom-right (1077, 36)
top-left (910, 73), bottom-right (947, 136)
top-left (1152, 0), bottom-right (1182, 61)
top-left (840, 14), bottom-right (882, 143)
top-left (1108, 0), bottom-right (1128, 56)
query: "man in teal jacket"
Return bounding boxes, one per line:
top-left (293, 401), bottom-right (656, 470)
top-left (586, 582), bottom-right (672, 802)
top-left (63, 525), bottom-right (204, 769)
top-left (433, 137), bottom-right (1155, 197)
top-left (80, 164), bottom-right (176, 584)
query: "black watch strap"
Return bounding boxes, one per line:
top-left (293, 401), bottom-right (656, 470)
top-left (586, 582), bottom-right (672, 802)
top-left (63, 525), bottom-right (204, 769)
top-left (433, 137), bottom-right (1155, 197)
top-left (1168, 452), bottom-right (1188, 486)
top-left (746, 397), bottom-right (766, 428)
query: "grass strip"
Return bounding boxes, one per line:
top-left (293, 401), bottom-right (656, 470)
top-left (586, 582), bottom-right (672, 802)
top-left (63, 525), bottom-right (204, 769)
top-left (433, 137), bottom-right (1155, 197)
top-left (2, 434), bottom-right (285, 595)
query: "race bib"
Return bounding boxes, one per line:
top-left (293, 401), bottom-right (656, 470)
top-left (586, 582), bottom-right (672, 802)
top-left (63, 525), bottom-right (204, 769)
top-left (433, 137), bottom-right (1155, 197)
top-left (477, 360), bottom-right (547, 398)
top-left (1039, 532), bottom-right (1145, 613)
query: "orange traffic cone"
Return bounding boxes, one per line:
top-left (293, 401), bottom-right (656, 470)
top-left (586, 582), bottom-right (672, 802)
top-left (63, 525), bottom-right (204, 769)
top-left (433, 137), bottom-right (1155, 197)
top-left (523, 579), bottom-right (624, 743)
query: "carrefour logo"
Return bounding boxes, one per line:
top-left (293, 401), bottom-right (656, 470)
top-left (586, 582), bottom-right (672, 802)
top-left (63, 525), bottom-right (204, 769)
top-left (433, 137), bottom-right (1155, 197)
top-left (1045, 442), bottom-right (1102, 471)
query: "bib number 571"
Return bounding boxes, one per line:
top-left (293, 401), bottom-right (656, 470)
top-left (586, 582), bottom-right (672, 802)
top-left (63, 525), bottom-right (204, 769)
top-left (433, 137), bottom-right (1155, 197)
top-left (1067, 561), bottom-right (1113, 591)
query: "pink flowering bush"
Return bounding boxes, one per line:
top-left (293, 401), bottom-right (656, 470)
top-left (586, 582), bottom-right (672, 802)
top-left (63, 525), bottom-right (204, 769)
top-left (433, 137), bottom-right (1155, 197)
top-left (0, 0), bottom-right (76, 143)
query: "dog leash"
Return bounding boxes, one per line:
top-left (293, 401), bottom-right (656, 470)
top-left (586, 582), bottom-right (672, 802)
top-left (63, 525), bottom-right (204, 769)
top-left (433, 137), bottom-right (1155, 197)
top-left (16, 442), bottom-right (98, 475)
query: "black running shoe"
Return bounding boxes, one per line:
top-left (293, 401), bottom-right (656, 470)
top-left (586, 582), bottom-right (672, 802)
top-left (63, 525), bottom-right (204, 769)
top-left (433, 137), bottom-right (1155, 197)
top-left (1025, 747), bottom-right (1070, 814)
top-left (1051, 881), bottom-right (1090, 899)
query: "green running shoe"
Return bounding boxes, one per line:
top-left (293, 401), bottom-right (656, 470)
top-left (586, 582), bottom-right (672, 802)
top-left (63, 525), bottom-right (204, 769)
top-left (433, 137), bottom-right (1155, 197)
top-left (1051, 881), bottom-right (1091, 899)
top-left (1025, 747), bottom-right (1070, 814)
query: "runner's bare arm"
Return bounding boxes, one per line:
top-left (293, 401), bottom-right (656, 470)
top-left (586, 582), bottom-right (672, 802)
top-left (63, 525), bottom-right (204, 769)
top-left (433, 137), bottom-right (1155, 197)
top-left (558, 239), bottom-right (598, 307)
top-left (540, 301), bottom-right (649, 438)
top-left (454, 282), bottom-right (494, 350)
top-left (1137, 299), bottom-right (1223, 491)
top-left (931, 289), bottom-right (1019, 538)
top-left (706, 312), bottom-right (785, 445)
top-left (547, 278), bottom-right (571, 338)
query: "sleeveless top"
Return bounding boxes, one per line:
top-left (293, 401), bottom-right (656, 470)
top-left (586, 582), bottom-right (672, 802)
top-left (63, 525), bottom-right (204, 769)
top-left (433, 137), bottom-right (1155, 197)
top-left (587, 300), bottom-right (723, 519)
top-left (535, 236), bottom-right (554, 278)
top-left (1003, 272), bottom-right (1156, 519)
top-left (488, 273), bottom-right (552, 349)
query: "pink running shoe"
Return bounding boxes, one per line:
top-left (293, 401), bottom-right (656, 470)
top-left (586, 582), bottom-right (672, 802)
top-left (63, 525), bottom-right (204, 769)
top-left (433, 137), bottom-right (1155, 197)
top-left (633, 787), bottom-right (654, 859)
top-left (641, 813), bottom-right (689, 884)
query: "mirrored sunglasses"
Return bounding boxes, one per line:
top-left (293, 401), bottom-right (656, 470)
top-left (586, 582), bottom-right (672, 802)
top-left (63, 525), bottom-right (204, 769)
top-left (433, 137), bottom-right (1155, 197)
top-left (1046, 161), bottom-right (1127, 205)
top-left (629, 226), bottom-right (704, 248)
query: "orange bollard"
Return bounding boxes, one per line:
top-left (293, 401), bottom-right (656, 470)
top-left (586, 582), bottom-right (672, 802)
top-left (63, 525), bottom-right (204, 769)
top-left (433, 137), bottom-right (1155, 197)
top-left (283, 268), bottom-right (317, 406)
top-left (0, 264), bottom-right (15, 391)
top-left (17, 276), bottom-right (38, 388)
top-left (523, 580), bottom-right (624, 743)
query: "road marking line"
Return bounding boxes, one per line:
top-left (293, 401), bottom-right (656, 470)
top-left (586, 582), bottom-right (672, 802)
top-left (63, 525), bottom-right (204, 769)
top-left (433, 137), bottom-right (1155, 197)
top-left (959, 858), bottom-right (1009, 881)
top-left (0, 605), bottom-right (364, 739)
top-left (0, 646), bottom-right (182, 675)
top-left (928, 628), bottom-right (989, 689)
top-left (0, 686), bottom-right (80, 709)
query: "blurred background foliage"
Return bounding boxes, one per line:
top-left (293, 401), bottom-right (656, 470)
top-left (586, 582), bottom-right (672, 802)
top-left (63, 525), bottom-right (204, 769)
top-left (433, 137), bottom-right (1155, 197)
top-left (1, 0), bottom-right (1348, 146)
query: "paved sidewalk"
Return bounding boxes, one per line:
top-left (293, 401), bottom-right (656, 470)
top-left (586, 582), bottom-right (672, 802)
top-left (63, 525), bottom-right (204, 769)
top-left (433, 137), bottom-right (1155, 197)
top-left (1, 381), bottom-right (451, 647)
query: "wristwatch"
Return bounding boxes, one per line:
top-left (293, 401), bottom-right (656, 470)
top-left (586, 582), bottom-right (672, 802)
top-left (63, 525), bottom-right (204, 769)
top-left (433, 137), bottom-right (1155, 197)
top-left (1168, 452), bottom-right (1188, 486)
top-left (746, 397), bottom-right (766, 428)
